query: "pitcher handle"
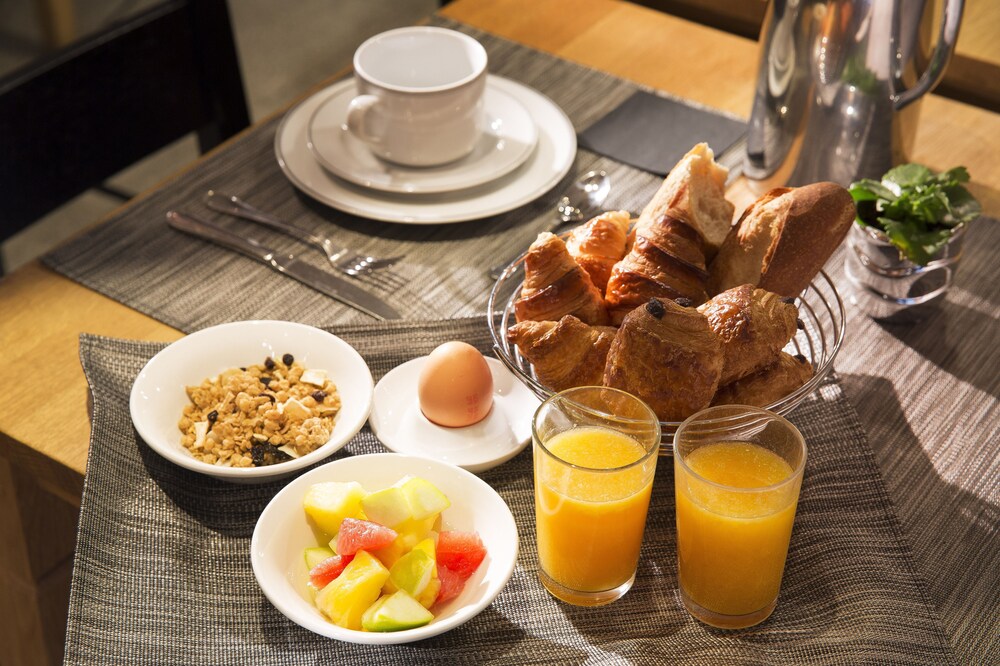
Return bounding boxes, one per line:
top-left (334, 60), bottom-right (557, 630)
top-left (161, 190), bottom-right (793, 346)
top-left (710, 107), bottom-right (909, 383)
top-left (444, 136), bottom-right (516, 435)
top-left (893, 0), bottom-right (965, 110)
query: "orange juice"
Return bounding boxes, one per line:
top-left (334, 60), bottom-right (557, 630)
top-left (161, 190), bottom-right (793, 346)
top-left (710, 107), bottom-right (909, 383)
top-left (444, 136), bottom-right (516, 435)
top-left (535, 426), bottom-right (654, 598)
top-left (675, 441), bottom-right (801, 623)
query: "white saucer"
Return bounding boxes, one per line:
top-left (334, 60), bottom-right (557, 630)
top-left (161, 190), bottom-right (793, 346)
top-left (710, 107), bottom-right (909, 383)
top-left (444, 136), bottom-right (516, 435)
top-left (368, 356), bottom-right (540, 472)
top-left (307, 79), bottom-right (538, 194)
top-left (275, 75), bottom-right (576, 224)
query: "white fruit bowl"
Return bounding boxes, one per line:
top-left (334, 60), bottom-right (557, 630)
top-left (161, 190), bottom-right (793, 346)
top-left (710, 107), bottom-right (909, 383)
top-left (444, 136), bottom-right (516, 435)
top-left (129, 320), bottom-right (373, 483)
top-left (250, 453), bottom-right (519, 644)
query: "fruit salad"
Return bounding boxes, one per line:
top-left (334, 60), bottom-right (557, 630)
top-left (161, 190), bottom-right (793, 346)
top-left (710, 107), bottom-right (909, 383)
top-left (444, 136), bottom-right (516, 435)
top-left (302, 476), bottom-right (487, 632)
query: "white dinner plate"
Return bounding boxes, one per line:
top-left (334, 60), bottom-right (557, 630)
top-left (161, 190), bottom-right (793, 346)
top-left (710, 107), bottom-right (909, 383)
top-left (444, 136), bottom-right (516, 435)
top-left (307, 79), bottom-right (538, 194)
top-left (275, 75), bottom-right (576, 224)
top-left (368, 356), bottom-right (540, 472)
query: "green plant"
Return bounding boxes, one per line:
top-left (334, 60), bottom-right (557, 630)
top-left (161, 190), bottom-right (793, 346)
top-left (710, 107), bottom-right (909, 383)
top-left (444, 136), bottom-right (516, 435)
top-left (849, 164), bottom-right (981, 265)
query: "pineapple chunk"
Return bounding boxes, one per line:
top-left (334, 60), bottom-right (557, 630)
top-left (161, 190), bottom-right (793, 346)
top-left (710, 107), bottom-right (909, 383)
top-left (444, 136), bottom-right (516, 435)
top-left (314, 550), bottom-right (389, 630)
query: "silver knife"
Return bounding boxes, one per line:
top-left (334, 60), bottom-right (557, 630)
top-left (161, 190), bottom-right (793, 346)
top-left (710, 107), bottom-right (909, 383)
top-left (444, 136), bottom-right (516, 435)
top-left (166, 211), bottom-right (402, 320)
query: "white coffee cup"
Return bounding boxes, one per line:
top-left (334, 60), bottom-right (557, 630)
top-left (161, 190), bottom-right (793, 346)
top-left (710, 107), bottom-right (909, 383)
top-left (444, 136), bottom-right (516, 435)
top-left (346, 27), bottom-right (488, 167)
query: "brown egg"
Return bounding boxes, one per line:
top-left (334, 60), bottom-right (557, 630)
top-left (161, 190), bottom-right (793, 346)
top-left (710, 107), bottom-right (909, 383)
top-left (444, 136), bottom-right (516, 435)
top-left (417, 342), bottom-right (494, 427)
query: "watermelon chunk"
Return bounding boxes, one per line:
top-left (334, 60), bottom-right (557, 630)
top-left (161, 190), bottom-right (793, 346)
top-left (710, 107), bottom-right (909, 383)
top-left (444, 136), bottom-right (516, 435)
top-left (309, 554), bottom-right (355, 589)
top-left (435, 564), bottom-right (465, 605)
top-left (336, 518), bottom-right (398, 557)
top-left (436, 530), bottom-right (487, 580)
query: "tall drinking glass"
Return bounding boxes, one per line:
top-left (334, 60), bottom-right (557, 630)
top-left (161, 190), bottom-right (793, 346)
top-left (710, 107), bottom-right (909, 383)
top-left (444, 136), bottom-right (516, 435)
top-left (674, 405), bottom-right (806, 629)
top-left (532, 386), bottom-right (660, 606)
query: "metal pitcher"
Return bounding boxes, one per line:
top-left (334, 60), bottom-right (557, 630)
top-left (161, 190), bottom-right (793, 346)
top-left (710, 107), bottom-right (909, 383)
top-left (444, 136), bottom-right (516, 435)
top-left (744, 0), bottom-right (965, 187)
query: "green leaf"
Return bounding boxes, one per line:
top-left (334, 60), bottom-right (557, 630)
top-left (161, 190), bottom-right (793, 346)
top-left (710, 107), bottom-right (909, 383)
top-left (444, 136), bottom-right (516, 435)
top-left (943, 184), bottom-right (982, 225)
top-left (884, 163), bottom-right (932, 187)
top-left (849, 178), bottom-right (897, 202)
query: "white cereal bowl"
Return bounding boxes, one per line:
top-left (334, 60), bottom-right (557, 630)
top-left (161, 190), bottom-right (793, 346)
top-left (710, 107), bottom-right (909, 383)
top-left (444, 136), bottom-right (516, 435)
top-left (251, 453), bottom-right (519, 644)
top-left (129, 320), bottom-right (373, 483)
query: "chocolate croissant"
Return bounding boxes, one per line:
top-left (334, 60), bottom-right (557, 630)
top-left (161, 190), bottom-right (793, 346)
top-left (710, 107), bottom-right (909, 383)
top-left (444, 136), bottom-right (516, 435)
top-left (603, 298), bottom-right (723, 421)
top-left (513, 232), bottom-right (609, 325)
top-left (711, 352), bottom-right (815, 407)
top-left (604, 211), bottom-right (710, 324)
top-left (697, 284), bottom-right (799, 385)
top-left (507, 315), bottom-right (618, 392)
top-left (565, 210), bottom-right (631, 296)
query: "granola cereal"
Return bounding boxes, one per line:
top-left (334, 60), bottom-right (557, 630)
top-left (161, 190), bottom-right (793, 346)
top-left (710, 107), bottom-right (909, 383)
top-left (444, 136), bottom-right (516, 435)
top-left (178, 353), bottom-right (341, 467)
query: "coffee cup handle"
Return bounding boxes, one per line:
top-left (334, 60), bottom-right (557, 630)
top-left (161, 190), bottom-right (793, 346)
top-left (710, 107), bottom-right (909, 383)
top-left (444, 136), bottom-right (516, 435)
top-left (346, 95), bottom-right (383, 145)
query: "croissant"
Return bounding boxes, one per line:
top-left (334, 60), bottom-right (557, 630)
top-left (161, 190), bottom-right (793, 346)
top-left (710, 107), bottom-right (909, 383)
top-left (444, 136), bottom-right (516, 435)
top-left (507, 315), bottom-right (618, 392)
top-left (711, 352), bottom-right (815, 407)
top-left (514, 232), bottom-right (609, 325)
top-left (603, 298), bottom-right (722, 421)
top-left (604, 211), bottom-right (709, 324)
top-left (697, 284), bottom-right (799, 385)
top-left (565, 211), bottom-right (631, 296)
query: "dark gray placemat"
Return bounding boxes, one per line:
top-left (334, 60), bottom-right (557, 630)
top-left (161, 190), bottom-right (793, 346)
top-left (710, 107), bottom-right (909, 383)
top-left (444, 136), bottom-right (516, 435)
top-left (578, 90), bottom-right (746, 176)
top-left (40, 16), bottom-right (739, 333)
top-left (66, 320), bottom-right (954, 665)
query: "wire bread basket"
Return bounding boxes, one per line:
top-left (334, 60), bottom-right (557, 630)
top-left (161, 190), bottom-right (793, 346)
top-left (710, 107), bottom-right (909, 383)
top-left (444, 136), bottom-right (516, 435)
top-left (487, 256), bottom-right (846, 454)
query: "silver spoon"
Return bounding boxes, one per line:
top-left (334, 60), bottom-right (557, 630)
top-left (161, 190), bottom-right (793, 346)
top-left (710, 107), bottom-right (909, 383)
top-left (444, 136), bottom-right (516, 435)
top-left (488, 170), bottom-right (611, 279)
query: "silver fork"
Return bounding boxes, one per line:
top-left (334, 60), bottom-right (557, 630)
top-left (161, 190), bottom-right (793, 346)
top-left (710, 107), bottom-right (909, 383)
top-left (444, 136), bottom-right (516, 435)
top-left (204, 190), bottom-right (406, 290)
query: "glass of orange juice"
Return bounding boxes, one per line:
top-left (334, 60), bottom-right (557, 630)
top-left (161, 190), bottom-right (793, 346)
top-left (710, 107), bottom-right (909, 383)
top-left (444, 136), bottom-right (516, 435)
top-left (532, 386), bottom-right (660, 606)
top-left (673, 405), bottom-right (806, 629)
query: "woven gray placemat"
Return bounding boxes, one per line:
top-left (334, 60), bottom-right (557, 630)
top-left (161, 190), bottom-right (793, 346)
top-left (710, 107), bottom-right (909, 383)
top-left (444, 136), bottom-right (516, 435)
top-left (66, 319), bottom-right (954, 665)
top-left (41, 16), bottom-right (715, 332)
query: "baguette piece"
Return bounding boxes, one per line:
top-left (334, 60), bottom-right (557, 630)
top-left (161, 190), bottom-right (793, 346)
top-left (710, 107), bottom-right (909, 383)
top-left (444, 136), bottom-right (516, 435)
top-left (708, 182), bottom-right (855, 298)
top-left (637, 143), bottom-right (734, 261)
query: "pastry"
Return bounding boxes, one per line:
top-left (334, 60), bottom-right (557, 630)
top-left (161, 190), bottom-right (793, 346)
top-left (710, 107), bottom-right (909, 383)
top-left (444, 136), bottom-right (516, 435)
top-left (565, 210), bottom-right (631, 296)
top-left (603, 297), bottom-right (723, 421)
top-left (513, 232), bottom-right (609, 324)
top-left (711, 352), bottom-right (815, 407)
top-left (604, 210), bottom-right (709, 324)
top-left (698, 284), bottom-right (799, 385)
top-left (506, 315), bottom-right (618, 391)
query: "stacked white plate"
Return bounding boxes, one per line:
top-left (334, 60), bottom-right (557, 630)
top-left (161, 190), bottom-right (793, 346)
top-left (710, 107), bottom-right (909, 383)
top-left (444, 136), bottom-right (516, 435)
top-left (275, 75), bottom-right (577, 224)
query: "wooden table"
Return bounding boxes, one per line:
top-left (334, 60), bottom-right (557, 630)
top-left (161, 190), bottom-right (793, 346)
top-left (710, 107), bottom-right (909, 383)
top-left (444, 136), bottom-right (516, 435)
top-left (2, 1), bottom-right (997, 663)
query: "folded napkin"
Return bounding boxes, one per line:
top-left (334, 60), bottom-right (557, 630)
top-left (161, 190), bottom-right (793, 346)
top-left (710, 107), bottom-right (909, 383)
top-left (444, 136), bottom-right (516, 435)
top-left (578, 90), bottom-right (746, 176)
top-left (66, 318), bottom-right (954, 665)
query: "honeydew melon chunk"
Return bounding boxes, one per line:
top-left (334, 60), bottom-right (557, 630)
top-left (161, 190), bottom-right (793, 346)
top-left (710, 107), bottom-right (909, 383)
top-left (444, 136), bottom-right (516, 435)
top-left (401, 477), bottom-right (451, 520)
top-left (360, 486), bottom-right (413, 528)
top-left (387, 548), bottom-right (435, 598)
top-left (303, 481), bottom-right (368, 535)
top-left (304, 546), bottom-right (335, 570)
top-left (314, 550), bottom-right (389, 630)
top-left (361, 590), bottom-right (434, 632)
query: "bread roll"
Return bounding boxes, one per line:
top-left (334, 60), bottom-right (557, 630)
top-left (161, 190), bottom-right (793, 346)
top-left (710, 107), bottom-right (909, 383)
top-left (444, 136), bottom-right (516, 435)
top-left (637, 143), bottom-right (734, 261)
top-left (707, 182), bottom-right (855, 298)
